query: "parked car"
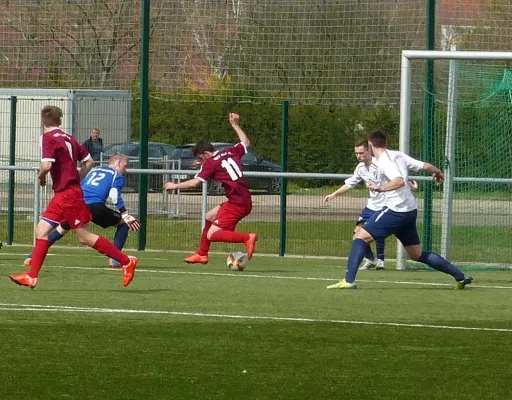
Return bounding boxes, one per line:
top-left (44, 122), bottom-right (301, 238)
top-left (170, 142), bottom-right (281, 194)
top-left (101, 142), bottom-right (176, 192)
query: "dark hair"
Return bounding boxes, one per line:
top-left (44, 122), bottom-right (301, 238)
top-left (192, 140), bottom-right (214, 157)
top-left (368, 129), bottom-right (387, 148)
top-left (354, 139), bottom-right (369, 149)
top-left (41, 105), bottom-right (62, 127)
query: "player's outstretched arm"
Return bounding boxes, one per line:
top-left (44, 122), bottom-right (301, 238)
top-left (421, 162), bottom-right (444, 185)
top-left (324, 184), bottom-right (351, 203)
top-left (229, 113), bottom-right (250, 148)
top-left (165, 178), bottom-right (202, 191)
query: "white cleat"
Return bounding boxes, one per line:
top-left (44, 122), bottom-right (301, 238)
top-left (359, 258), bottom-right (376, 270)
top-left (375, 259), bottom-right (385, 270)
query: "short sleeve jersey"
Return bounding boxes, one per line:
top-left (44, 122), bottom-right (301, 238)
top-left (376, 150), bottom-right (424, 212)
top-left (344, 157), bottom-right (385, 211)
top-left (41, 129), bottom-right (91, 192)
top-left (81, 166), bottom-right (126, 211)
top-left (195, 143), bottom-right (251, 205)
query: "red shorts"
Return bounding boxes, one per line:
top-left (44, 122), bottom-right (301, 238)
top-left (42, 185), bottom-right (92, 230)
top-left (212, 202), bottom-right (252, 231)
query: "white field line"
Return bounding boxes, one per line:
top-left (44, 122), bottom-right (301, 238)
top-left (0, 302), bottom-right (510, 333)
top-left (22, 264), bottom-right (512, 290)
top-left (3, 249), bottom-right (512, 269)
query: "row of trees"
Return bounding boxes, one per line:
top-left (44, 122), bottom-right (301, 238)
top-left (1, 0), bottom-right (429, 104)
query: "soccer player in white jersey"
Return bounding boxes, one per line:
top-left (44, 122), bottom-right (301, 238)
top-left (327, 129), bottom-right (473, 290)
top-left (324, 140), bottom-right (387, 270)
top-left (324, 139), bottom-right (419, 271)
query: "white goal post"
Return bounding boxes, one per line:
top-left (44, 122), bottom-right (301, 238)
top-left (397, 50), bottom-right (512, 270)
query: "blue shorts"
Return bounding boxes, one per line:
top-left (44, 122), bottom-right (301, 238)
top-left (356, 207), bottom-right (379, 225)
top-left (363, 207), bottom-right (420, 247)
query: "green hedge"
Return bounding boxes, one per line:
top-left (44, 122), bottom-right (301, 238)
top-left (131, 94), bottom-right (400, 177)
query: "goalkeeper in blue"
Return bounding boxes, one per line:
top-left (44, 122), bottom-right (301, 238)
top-left (24, 153), bottom-right (141, 268)
top-left (326, 129), bottom-right (473, 290)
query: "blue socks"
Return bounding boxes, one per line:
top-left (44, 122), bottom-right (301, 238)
top-left (345, 238), bottom-right (368, 283)
top-left (363, 239), bottom-right (385, 263)
top-left (114, 224), bottom-right (129, 250)
top-left (364, 245), bottom-right (375, 261)
top-left (48, 230), bottom-right (64, 245)
top-left (418, 251), bottom-right (464, 281)
top-left (376, 238), bottom-right (385, 261)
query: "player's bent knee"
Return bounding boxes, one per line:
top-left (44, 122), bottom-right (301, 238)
top-left (353, 228), bottom-right (374, 243)
top-left (405, 245), bottom-right (422, 261)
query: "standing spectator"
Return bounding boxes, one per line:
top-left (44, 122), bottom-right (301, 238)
top-left (83, 127), bottom-right (103, 162)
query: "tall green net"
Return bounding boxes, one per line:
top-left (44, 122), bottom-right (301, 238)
top-left (409, 60), bottom-right (512, 269)
top-left (150, 0), bottom-right (427, 104)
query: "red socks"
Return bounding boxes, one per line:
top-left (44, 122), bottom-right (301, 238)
top-left (197, 220), bottom-right (212, 256)
top-left (93, 236), bottom-right (130, 265)
top-left (210, 230), bottom-right (250, 243)
top-left (28, 238), bottom-right (50, 278)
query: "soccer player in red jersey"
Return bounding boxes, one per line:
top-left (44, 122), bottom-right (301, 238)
top-left (164, 113), bottom-right (257, 264)
top-left (9, 105), bottom-right (138, 288)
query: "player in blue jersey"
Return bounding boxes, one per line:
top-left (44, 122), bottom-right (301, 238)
top-left (24, 153), bottom-right (141, 268)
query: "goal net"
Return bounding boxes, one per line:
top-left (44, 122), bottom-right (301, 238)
top-left (401, 51), bottom-right (512, 270)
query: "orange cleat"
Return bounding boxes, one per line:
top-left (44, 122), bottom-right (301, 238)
top-left (122, 256), bottom-right (138, 287)
top-left (244, 233), bottom-right (258, 260)
top-left (23, 257), bottom-right (32, 267)
top-left (9, 273), bottom-right (37, 289)
top-left (184, 253), bottom-right (209, 264)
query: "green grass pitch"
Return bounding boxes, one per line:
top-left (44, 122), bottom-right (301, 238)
top-left (1, 246), bottom-right (512, 399)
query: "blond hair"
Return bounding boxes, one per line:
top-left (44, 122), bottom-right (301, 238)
top-left (108, 152), bottom-right (129, 165)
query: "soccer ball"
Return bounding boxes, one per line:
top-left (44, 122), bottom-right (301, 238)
top-left (227, 252), bottom-right (248, 271)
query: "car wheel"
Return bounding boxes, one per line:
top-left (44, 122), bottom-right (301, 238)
top-left (207, 180), bottom-right (225, 195)
top-left (267, 177), bottom-right (281, 194)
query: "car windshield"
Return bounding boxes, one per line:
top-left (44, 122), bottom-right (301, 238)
top-left (171, 147), bottom-right (195, 159)
top-left (243, 149), bottom-right (260, 162)
top-left (147, 145), bottom-right (163, 159)
top-left (160, 144), bottom-right (176, 156)
top-left (103, 143), bottom-right (138, 157)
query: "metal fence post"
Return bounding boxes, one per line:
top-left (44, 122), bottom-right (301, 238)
top-left (279, 100), bottom-right (289, 257)
top-left (137, 0), bottom-right (150, 251)
top-left (7, 96), bottom-right (17, 244)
